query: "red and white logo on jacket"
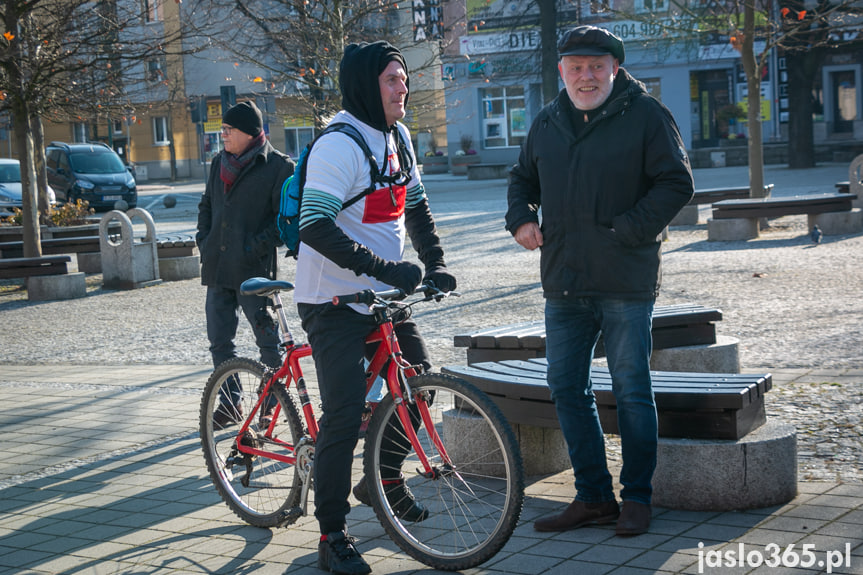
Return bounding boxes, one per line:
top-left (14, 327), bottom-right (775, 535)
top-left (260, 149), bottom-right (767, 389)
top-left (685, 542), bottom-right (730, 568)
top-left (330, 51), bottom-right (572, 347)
top-left (363, 150), bottom-right (406, 224)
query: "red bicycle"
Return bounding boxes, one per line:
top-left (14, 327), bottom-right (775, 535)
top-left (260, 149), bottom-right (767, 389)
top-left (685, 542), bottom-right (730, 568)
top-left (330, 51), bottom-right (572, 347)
top-left (199, 278), bottom-right (524, 570)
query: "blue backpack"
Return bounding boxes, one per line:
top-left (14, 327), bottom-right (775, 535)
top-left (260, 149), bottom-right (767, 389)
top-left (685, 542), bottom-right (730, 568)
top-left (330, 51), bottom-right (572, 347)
top-left (277, 122), bottom-right (412, 258)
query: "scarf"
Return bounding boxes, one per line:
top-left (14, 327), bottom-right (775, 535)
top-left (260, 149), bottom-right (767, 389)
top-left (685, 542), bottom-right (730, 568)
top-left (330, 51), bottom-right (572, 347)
top-left (220, 132), bottom-right (267, 193)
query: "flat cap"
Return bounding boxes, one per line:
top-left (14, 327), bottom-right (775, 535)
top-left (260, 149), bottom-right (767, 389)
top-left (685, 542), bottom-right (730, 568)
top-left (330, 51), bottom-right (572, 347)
top-left (558, 25), bottom-right (625, 64)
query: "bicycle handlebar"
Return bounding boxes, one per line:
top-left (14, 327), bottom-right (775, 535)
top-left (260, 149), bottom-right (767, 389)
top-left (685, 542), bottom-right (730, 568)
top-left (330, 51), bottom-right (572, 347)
top-left (332, 284), bottom-right (452, 307)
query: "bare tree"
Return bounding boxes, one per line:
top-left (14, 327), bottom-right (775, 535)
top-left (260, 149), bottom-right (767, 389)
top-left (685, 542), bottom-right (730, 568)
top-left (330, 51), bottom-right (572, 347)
top-left (182, 0), bottom-right (452, 131)
top-left (0, 0), bottom-right (202, 256)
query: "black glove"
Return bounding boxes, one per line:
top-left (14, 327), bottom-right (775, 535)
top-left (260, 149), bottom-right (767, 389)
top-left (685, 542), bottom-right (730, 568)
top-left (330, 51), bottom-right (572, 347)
top-left (423, 266), bottom-right (457, 292)
top-left (375, 260), bottom-right (422, 295)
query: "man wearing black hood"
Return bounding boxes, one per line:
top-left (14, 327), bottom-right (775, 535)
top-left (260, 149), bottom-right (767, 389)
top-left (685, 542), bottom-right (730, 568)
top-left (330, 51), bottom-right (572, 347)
top-left (293, 41), bottom-right (456, 574)
top-left (507, 26), bottom-right (693, 537)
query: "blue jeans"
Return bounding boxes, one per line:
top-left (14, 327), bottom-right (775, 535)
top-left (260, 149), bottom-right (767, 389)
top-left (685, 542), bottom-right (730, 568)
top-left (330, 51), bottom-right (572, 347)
top-left (545, 297), bottom-right (657, 505)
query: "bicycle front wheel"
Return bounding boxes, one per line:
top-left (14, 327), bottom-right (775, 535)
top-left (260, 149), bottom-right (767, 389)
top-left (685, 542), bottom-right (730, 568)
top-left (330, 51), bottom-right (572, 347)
top-left (363, 373), bottom-right (524, 570)
top-left (200, 357), bottom-right (305, 527)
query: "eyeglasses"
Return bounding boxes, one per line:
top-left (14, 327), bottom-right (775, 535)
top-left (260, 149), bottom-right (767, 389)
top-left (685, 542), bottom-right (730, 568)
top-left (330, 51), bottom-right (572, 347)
top-left (220, 126), bottom-right (234, 135)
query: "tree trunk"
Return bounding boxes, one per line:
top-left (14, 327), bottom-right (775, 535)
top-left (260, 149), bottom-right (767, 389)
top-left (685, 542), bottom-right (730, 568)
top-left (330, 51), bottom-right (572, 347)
top-left (538, 0), bottom-right (558, 104)
top-left (31, 115), bottom-right (52, 221)
top-left (741, 3), bottom-right (766, 199)
top-left (13, 106), bottom-right (42, 258)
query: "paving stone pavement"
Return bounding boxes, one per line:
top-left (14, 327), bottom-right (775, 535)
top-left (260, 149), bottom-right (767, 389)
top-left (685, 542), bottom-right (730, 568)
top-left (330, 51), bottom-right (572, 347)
top-left (2, 163), bottom-right (862, 573)
top-left (1, 364), bottom-right (861, 575)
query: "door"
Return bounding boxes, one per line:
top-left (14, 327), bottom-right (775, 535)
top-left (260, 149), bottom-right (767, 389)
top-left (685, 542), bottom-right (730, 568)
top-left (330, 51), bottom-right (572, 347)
top-left (692, 70), bottom-right (732, 148)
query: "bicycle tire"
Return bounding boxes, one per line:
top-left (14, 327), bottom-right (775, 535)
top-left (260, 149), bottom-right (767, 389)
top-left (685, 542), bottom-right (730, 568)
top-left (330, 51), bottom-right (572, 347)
top-left (363, 373), bottom-right (524, 570)
top-left (200, 357), bottom-right (305, 527)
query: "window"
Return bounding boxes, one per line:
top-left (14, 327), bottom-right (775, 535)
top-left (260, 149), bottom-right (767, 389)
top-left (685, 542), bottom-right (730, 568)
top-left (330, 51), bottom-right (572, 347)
top-left (481, 86), bottom-right (526, 149)
top-left (284, 126), bottom-right (314, 160)
top-left (146, 58), bottom-right (165, 82)
top-left (144, 0), bottom-right (163, 23)
top-left (73, 123), bottom-right (88, 143)
top-left (636, 0), bottom-right (667, 12)
top-left (587, 0), bottom-right (611, 16)
top-left (113, 120), bottom-right (124, 135)
top-left (153, 117), bottom-right (169, 145)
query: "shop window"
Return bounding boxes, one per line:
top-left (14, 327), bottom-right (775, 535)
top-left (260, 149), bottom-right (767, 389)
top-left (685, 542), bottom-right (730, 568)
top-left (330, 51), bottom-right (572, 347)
top-left (481, 86), bottom-right (526, 149)
top-left (284, 127), bottom-right (314, 160)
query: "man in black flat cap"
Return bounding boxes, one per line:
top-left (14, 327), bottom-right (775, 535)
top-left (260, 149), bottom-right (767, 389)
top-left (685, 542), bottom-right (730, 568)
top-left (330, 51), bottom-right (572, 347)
top-left (506, 25), bottom-right (693, 536)
top-left (197, 100), bottom-right (294, 419)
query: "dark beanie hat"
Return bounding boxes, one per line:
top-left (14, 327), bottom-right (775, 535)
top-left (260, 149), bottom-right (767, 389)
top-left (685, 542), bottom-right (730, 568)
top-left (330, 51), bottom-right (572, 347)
top-left (222, 101), bottom-right (263, 136)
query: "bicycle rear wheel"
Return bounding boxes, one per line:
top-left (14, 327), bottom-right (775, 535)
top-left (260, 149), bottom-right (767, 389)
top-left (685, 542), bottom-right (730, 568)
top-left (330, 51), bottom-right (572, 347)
top-left (200, 357), bottom-right (305, 527)
top-left (363, 373), bottom-right (524, 570)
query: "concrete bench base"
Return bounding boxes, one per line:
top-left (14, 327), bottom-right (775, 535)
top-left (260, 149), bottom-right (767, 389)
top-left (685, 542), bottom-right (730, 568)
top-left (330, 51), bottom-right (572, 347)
top-left (670, 204), bottom-right (699, 226)
top-left (707, 217), bottom-right (759, 241)
top-left (77, 252), bottom-right (101, 274)
top-left (808, 207), bottom-right (863, 235)
top-left (653, 419), bottom-right (797, 510)
top-left (27, 272), bottom-right (87, 301)
top-left (159, 255), bottom-right (201, 282)
top-left (444, 411), bottom-right (796, 510)
top-left (649, 335), bottom-right (740, 373)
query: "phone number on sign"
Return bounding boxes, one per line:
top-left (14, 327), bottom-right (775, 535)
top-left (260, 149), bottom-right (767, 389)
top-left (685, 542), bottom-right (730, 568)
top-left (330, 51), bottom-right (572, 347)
top-left (698, 542), bottom-right (852, 573)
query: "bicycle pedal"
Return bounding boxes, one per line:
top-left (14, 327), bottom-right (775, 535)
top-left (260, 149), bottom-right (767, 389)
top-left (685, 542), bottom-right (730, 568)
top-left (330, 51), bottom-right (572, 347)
top-left (276, 506), bottom-right (304, 527)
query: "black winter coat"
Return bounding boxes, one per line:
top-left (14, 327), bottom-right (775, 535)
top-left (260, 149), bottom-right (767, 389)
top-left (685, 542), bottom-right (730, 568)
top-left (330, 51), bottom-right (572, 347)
top-left (506, 68), bottom-right (693, 300)
top-left (196, 141), bottom-right (295, 289)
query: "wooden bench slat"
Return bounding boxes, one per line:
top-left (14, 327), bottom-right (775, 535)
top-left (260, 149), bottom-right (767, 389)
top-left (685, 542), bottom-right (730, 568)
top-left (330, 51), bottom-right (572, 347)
top-left (454, 304), bottom-right (722, 359)
top-left (0, 255), bottom-right (71, 279)
top-left (687, 184), bottom-right (773, 206)
top-left (712, 192), bottom-right (856, 219)
top-left (442, 361), bottom-right (772, 439)
top-left (1, 233), bottom-right (199, 260)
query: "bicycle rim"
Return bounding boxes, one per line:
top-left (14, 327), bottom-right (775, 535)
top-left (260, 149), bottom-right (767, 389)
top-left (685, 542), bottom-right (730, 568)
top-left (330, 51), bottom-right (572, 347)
top-left (363, 373), bottom-right (524, 570)
top-left (199, 357), bottom-right (304, 527)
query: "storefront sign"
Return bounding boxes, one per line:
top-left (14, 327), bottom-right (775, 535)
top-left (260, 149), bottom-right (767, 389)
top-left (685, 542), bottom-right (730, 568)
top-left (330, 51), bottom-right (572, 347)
top-left (413, 0), bottom-right (442, 42)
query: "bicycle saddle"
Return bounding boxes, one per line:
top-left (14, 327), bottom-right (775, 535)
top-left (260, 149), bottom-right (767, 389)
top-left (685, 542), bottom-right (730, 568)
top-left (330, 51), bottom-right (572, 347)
top-left (240, 277), bottom-right (295, 296)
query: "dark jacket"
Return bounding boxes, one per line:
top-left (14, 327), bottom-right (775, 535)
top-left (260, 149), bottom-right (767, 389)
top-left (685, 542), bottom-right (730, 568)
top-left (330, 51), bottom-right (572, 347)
top-left (506, 68), bottom-right (693, 300)
top-left (196, 141), bottom-right (294, 289)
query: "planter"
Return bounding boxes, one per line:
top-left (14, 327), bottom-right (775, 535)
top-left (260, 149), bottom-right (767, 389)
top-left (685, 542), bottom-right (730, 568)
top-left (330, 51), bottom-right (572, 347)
top-left (451, 155), bottom-right (481, 175)
top-left (420, 155), bottom-right (449, 175)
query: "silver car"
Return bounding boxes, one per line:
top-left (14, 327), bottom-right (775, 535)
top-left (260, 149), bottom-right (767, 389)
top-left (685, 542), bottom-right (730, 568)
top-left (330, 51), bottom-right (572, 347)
top-left (0, 158), bottom-right (57, 216)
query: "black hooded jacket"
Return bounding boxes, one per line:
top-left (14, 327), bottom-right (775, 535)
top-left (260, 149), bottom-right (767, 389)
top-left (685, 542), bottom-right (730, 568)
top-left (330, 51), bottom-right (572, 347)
top-left (298, 41), bottom-right (445, 279)
top-left (506, 68), bottom-right (694, 299)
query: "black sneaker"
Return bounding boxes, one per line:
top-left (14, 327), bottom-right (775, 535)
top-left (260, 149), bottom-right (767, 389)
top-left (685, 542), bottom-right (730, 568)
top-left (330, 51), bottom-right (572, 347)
top-left (317, 531), bottom-right (371, 575)
top-left (352, 475), bottom-right (429, 523)
top-left (213, 403), bottom-right (243, 430)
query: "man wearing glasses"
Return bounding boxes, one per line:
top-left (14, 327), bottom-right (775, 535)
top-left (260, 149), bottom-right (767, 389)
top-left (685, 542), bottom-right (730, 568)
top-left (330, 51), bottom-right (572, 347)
top-left (196, 101), bottom-right (295, 422)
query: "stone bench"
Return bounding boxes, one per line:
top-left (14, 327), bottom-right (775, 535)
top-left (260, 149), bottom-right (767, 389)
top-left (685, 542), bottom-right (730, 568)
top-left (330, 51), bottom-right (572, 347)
top-left (0, 255), bottom-right (86, 301)
top-left (454, 303), bottom-right (738, 373)
top-left (671, 184), bottom-right (773, 226)
top-left (708, 192), bottom-right (861, 240)
top-left (155, 234), bottom-right (200, 281)
top-left (442, 359), bottom-right (796, 510)
top-left (466, 163), bottom-right (511, 180)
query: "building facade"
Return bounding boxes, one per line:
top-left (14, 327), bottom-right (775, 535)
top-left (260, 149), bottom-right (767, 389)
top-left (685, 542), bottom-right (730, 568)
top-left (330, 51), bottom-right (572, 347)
top-left (22, 1), bottom-right (446, 182)
top-left (441, 0), bottom-right (863, 168)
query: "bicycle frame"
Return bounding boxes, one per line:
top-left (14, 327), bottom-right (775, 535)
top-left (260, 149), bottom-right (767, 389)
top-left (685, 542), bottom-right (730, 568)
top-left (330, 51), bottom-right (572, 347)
top-left (230, 289), bottom-right (453, 477)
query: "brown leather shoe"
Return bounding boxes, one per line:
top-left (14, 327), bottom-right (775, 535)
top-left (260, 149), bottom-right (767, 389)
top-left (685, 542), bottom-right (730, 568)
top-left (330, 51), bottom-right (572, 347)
top-left (534, 499), bottom-right (620, 532)
top-left (616, 501), bottom-right (651, 536)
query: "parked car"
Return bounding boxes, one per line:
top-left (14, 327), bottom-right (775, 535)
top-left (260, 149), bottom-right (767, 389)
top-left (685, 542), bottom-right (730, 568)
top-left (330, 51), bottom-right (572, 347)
top-left (46, 142), bottom-right (137, 210)
top-left (0, 158), bottom-right (57, 217)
